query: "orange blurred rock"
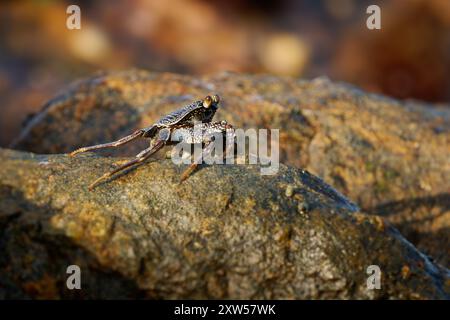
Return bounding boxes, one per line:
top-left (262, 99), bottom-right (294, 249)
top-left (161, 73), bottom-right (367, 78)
top-left (333, 0), bottom-right (450, 102)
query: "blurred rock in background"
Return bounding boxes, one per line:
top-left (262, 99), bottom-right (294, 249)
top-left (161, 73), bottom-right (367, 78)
top-left (0, 0), bottom-right (449, 146)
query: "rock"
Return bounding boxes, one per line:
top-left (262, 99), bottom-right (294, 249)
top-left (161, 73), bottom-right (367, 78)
top-left (0, 148), bottom-right (448, 299)
top-left (11, 70), bottom-right (450, 267)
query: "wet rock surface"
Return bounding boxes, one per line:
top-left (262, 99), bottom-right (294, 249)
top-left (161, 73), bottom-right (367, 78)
top-left (11, 70), bottom-right (450, 267)
top-left (0, 148), bottom-right (449, 299)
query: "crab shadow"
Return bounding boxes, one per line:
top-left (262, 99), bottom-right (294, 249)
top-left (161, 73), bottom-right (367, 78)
top-left (364, 193), bottom-right (450, 267)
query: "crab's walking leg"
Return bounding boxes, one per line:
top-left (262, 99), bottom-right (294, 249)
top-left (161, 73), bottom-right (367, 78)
top-left (180, 123), bottom-right (235, 182)
top-left (69, 129), bottom-right (144, 157)
top-left (88, 137), bottom-right (168, 190)
top-left (88, 128), bottom-right (171, 190)
top-left (180, 141), bottom-right (216, 182)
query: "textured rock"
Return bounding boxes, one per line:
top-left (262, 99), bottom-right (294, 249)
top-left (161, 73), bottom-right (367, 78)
top-left (0, 148), bottom-right (448, 299)
top-left (11, 70), bottom-right (450, 267)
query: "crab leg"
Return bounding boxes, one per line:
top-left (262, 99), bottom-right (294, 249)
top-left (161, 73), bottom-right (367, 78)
top-left (180, 141), bottom-right (215, 182)
top-left (88, 139), bottom-right (166, 190)
top-left (69, 129), bottom-right (144, 157)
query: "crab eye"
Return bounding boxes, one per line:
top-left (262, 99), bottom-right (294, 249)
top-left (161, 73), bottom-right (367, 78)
top-left (203, 96), bottom-right (212, 108)
top-left (212, 94), bottom-right (220, 104)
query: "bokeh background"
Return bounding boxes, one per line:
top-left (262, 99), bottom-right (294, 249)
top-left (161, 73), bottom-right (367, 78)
top-left (1, 0), bottom-right (449, 146)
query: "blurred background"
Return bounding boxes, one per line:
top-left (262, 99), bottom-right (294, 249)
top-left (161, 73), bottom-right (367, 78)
top-left (0, 0), bottom-right (449, 146)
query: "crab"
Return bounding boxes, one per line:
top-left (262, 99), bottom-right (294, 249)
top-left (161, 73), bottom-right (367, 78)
top-left (69, 95), bottom-right (235, 190)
